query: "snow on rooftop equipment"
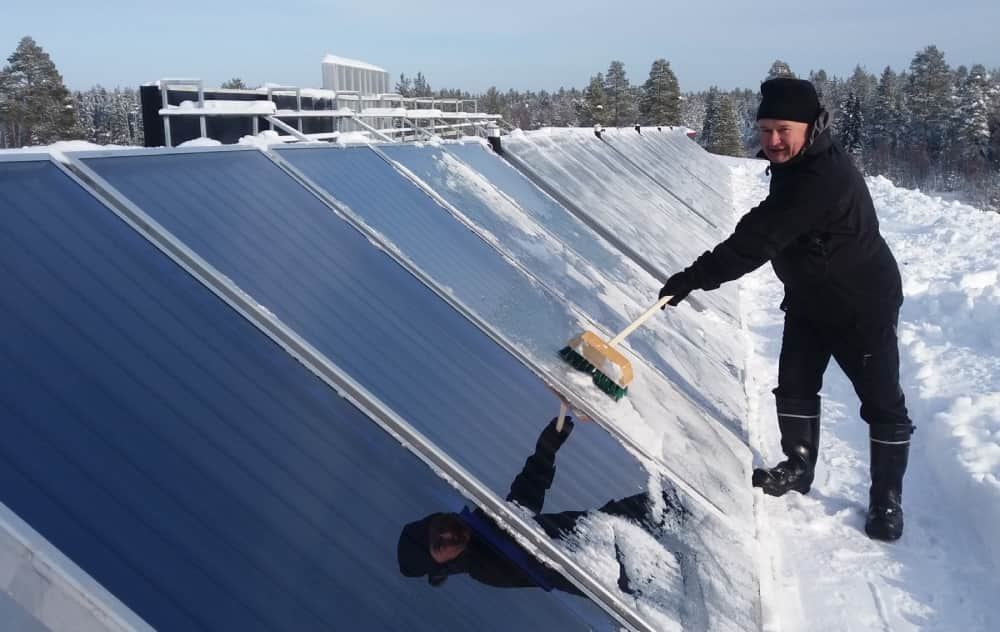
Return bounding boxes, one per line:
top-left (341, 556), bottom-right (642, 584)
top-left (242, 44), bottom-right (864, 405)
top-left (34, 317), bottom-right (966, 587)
top-left (144, 58), bottom-right (502, 147)
top-left (322, 54), bottom-right (390, 95)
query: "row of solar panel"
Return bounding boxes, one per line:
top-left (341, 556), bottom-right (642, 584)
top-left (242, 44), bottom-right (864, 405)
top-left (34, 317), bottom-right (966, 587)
top-left (380, 139), bottom-right (749, 440)
top-left (76, 139), bottom-right (750, 521)
top-left (501, 129), bottom-right (739, 322)
top-left (0, 130), bottom-right (757, 631)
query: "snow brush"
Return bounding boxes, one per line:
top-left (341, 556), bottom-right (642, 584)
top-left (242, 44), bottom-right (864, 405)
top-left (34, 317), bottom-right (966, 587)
top-left (559, 295), bottom-right (672, 401)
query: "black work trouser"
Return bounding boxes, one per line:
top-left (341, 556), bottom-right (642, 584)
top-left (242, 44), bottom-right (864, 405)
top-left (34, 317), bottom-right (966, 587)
top-left (774, 310), bottom-right (912, 431)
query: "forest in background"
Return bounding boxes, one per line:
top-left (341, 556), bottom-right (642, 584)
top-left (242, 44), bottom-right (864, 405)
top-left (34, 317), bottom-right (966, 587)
top-left (1, 36), bottom-right (997, 211)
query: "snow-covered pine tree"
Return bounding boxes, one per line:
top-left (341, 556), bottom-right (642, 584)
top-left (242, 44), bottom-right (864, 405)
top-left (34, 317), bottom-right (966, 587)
top-left (956, 65), bottom-right (992, 164)
top-left (848, 65), bottom-right (878, 112)
top-left (766, 60), bottom-right (796, 80)
top-left (579, 73), bottom-right (607, 126)
top-left (112, 87), bottom-right (141, 145)
top-left (732, 88), bottom-right (761, 153)
top-left (868, 66), bottom-right (906, 179)
top-left (949, 65), bottom-right (994, 204)
top-left (535, 89), bottom-right (555, 127)
top-left (481, 86), bottom-right (503, 115)
top-left (700, 86), bottom-right (720, 148)
top-left (395, 73), bottom-right (412, 97)
top-left (953, 65), bottom-right (970, 91)
top-left (551, 87), bottom-right (578, 126)
top-left (220, 78), bottom-right (248, 89)
top-left (680, 91), bottom-right (706, 134)
top-left (839, 91), bottom-right (865, 168)
top-left (706, 95), bottom-right (743, 157)
top-left (603, 61), bottom-right (635, 127)
top-left (508, 95), bottom-right (532, 130)
top-left (74, 86), bottom-right (101, 143)
top-left (412, 72), bottom-right (432, 98)
top-left (989, 71), bottom-right (1000, 192)
top-left (73, 85), bottom-right (142, 146)
top-left (809, 69), bottom-right (831, 104)
top-left (638, 59), bottom-right (681, 126)
top-left (0, 36), bottom-right (78, 147)
top-left (905, 45), bottom-right (953, 168)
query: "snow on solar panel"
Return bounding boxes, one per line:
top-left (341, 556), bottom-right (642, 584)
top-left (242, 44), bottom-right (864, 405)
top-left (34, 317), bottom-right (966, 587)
top-left (502, 128), bottom-right (740, 323)
top-left (381, 142), bottom-right (746, 435)
top-left (599, 128), bottom-right (733, 230)
top-left (269, 145), bottom-right (759, 630)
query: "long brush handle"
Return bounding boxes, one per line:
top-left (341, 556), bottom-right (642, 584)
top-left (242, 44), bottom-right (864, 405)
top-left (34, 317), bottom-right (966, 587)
top-left (607, 295), bottom-right (672, 347)
top-left (555, 400), bottom-right (568, 432)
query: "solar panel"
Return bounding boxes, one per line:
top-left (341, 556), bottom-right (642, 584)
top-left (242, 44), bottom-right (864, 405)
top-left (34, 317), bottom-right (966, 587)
top-left (600, 128), bottom-right (733, 230)
top-left (74, 146), bottom-right (759, 629)
top-left (654, 130), bottom-right (736, 192)
top-left (78, 147), bottom-right (652, 515)
top-left (267, 146), bottom-right (753, 514)
top-left (267, 144), bottom-right (760, 629)
top-left (446, 141), bottom-right (633, 270)
top-left (502, 129), bottom-right (739, 322)
top-left (382, 143), bottom-right (746, 433)
top-left (0, 156), bottom-right (622, 630)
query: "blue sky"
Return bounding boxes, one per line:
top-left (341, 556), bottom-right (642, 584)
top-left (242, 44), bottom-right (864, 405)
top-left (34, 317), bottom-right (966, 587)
top-left (3, 0), bottom-right (998, 93)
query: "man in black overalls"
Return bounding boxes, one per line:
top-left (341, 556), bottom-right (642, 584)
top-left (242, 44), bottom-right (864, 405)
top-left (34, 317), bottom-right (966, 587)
top-left (659, 78), bottom-right (914, 541)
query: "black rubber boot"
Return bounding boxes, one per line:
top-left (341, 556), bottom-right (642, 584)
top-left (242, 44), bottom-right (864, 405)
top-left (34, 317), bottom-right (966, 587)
top-left (753, 396), bottom-right (821, 496)
top-left (865, 424), bottom-right (912, 541)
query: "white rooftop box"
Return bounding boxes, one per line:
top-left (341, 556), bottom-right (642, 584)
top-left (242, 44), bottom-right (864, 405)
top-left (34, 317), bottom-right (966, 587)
top-left (321, 54), bottom-right (390, 96)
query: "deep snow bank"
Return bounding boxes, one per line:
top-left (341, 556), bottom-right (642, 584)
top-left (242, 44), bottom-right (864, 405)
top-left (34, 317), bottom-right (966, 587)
top-left (872, 175), bottom-right (1000, 572)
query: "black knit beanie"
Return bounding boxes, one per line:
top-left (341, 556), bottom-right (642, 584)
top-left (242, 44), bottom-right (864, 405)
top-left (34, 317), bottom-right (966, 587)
top-left (756, 78), bottom-right (821, 123)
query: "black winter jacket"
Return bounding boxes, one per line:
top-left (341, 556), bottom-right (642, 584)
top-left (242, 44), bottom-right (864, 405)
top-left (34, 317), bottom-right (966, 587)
top-left (683, 126), bottom-right (903, 326)
top-left (435, 419), bottom-right (585, 594)
top-left (441, 419), bottom-right (677, 595)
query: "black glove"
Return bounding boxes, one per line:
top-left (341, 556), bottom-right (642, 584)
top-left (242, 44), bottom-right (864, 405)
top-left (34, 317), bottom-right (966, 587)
top-left (659, 271), bottom-right (694, 307)
top-left (536, 416), bottom-right (574, 455)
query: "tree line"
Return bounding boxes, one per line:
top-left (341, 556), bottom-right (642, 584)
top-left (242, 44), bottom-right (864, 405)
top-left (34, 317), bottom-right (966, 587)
top-left (693, 53), bottom-right (1000, 212)
top-left (0, 36), bottom-right (143, 148)
top-left (396, 45), bottom-right (1000, 211)
top-left (2, 35), bottom-right (997, 211)
top-left (403, 50), bottom-right (1000, 212)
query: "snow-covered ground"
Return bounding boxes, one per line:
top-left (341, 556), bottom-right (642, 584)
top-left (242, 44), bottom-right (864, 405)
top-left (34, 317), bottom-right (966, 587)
top-left (735, 159), bottom-right (1000, 631)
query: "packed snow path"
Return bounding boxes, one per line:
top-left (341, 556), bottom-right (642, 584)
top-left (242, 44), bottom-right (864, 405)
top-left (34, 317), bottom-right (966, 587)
top-left (733, 159), bottom-right (1000, 631)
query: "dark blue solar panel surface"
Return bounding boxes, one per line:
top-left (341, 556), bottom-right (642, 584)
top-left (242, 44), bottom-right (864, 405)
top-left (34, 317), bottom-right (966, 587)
top-left (0, 158), bottom-right (620, 631)
top-left (81, 149), bottom-right (650, 519)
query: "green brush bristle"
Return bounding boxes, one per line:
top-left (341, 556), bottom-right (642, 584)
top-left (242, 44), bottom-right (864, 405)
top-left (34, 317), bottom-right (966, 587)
top-left (592, 372), bottom-right (628, 401)
top-left (559, 346), bottom-right (595, 373)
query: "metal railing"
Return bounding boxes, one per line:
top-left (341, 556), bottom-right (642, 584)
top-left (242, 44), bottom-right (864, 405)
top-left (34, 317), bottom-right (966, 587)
top-left (154, 79), bottom-right (506, 146)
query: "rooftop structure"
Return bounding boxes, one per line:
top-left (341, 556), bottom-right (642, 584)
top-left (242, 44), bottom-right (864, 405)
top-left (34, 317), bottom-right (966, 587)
top-left (321, 54), bottom-right (390, 95)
